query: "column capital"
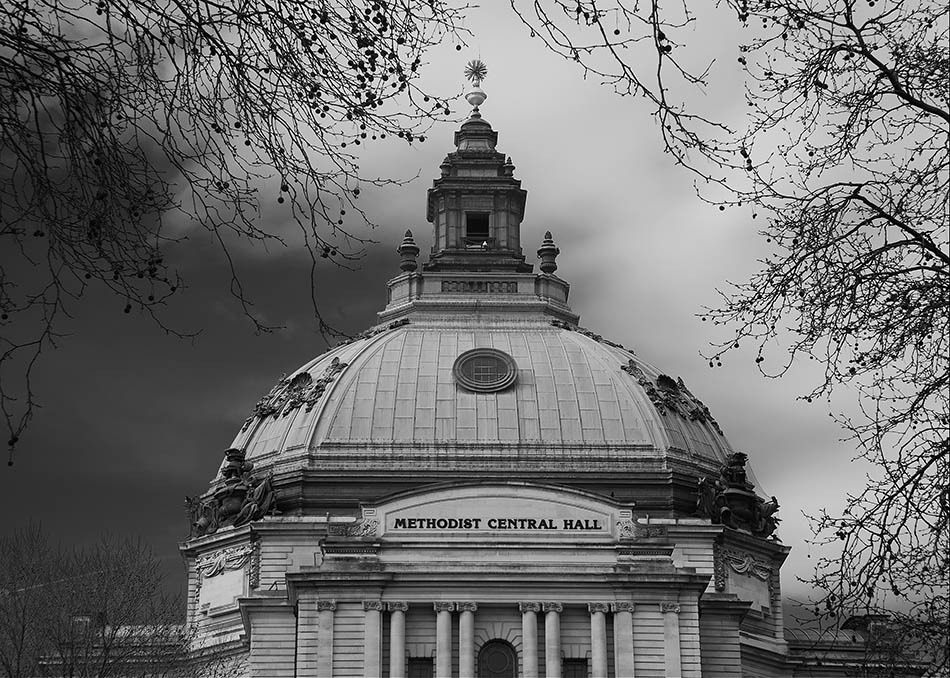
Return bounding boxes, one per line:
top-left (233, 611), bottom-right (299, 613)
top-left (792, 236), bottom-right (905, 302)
top-left (316, 599), bottom-right (336, 611)
top-left (660, 602), bottom-right (681, 614)
top-left (457, 601), bottom-right (478, 613)
top-left (612, 601), bottom-right (635, 613)
top-left (363, 600), bottom-right (384, 612)
top-left (519, 602), bottom-right (541, 613)
top-left (542, 602), bottom-right (563, 613)
top-left (588, 602), bottom-right (610, 614)
top-left (434, 601), bottom-right (455, 613)
top-left (388, 601), bottom-right (409, 612)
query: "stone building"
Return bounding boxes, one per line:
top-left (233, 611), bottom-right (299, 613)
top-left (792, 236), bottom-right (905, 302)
top-left (180, 84), bottom-right (899, 678)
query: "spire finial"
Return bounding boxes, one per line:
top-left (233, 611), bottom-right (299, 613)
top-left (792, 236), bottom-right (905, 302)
top-left (463, 59), bottom-right (487, 114)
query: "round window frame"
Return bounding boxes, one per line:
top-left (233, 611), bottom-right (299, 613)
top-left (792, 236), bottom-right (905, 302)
top-left (452, 348), bottom-right (518, 393)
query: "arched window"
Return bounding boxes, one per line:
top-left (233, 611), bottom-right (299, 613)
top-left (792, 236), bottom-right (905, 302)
top-left (477, 639), bottom-right (517, 678)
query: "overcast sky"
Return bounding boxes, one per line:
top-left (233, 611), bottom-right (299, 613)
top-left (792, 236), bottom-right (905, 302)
top-left (0, 5), bottom-right (868, 607)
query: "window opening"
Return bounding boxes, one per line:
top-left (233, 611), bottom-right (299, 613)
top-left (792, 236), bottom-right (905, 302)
top-left (407, 657), bottom-right (434, 678)
top-left (465, 212), bottom-right (490, 239)
top-left (563, 657), bottom-right (589, 678)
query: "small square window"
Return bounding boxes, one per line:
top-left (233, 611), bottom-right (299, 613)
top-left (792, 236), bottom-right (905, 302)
top-left (466, 212), bottom-right (490, 239)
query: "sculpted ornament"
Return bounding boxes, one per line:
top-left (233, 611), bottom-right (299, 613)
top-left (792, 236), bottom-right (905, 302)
top-left (242, 357), bottom-right (348, 431)
top-left (195, 543), bottom-right (256, 578)
top-left (696, 452), bottom-right (781, 539)
top-left (620, 360), bottom-right (724, 435)
top-left (186, 448), bottom-right (277, 538)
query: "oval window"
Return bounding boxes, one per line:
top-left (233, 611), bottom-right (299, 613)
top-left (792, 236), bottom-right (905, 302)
top-left (453, 348), bottom-right (518, 393)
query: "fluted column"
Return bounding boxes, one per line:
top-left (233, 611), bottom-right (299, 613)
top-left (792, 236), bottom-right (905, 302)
top-left (543, 602), bottom-right (562, 678)
top-left (519, 602), bottom-right (540, 678)
top-left (458, 602), bottom-right (477, 678)
top-left (388, 602), bottom-right (409, 678)
top-left (316, 600), bottom-right (336, 678)
top-left (612, 602), bottom-right (636, 677)
top-left (661, 603), bottom-right (682, 677)
top-left (434, 602), bottom-right (454, 678)
top-left (589, 603), bottom-right (609, 678)
top-left (363, 601), bottom-right (383, 677)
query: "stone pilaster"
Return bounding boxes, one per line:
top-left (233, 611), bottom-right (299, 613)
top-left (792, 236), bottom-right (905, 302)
top-left (612, 602), bottom-right (635, 677)
top-left (661, 602), bottom-right (683, 677)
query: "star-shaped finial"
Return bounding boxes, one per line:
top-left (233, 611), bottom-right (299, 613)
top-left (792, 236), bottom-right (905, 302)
top-left (464, 59), bottom-right (487, 87)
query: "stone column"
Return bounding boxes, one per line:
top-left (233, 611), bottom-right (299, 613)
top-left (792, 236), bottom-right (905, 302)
top-left (661, 603), bottom-right (682, 677)
top-left (434, 602), bottom-right (454, 678)
top-left (519, 602), bottom-right (541, 678)
top-left (363, 601), bottom-right (383, 678)
top-left (316, 600), bottom-right (336, 678)
top-left (612, 602), bottom-right (635, 677)
top-left (388, 602), bottom-right (409, 678)
top-left (588, 603), bottom-right (609, 678)
top-left (543, 602), bottom-right (563, 678)
top-left (458, 602), bottom-right (477, 678)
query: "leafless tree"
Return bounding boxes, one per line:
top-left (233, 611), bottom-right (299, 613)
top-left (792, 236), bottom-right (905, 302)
top-left (0, 526), bottom-right (220, 677)
top-left (510, 0), bottom-right (947, 671)
top-left (0, 0), bottom-right (469, 460)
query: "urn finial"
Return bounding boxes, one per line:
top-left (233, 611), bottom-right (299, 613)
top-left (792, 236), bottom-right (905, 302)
top-left (463, 59), bottom-right (488, 115)
top-left (537, 230), bottom-right (560, 274)
top-left (397, 229), bottom-right (420, 272)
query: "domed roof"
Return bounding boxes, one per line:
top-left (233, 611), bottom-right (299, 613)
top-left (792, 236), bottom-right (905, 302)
top-left (230, 316), bottom-right (733, 468)
top-left (213, 109), bottom-right (739, 511)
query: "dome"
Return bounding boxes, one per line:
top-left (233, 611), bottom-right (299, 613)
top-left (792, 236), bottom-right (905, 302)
top-left (204, 110), bottom-right (742, 518)
top-left (231, 318), bottom-right (734, 467)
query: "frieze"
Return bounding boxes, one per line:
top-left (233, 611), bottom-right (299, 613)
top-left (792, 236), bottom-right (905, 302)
top-left (441, 280), bottom-right (518, 294)
top-left (635, 524), bottom-right (668, 539)
top-left (327, 519), bottom-right (379, 538)
top-left (241, 357), bottom-right (348, 431)
top-left (620, 360), bottom-right (724, 435)
top-left (195, 543), bottom-right (255, 579)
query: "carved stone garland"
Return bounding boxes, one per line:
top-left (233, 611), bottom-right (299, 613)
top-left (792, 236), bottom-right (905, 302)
top-left (620, 359), bottom-right (724, 435)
